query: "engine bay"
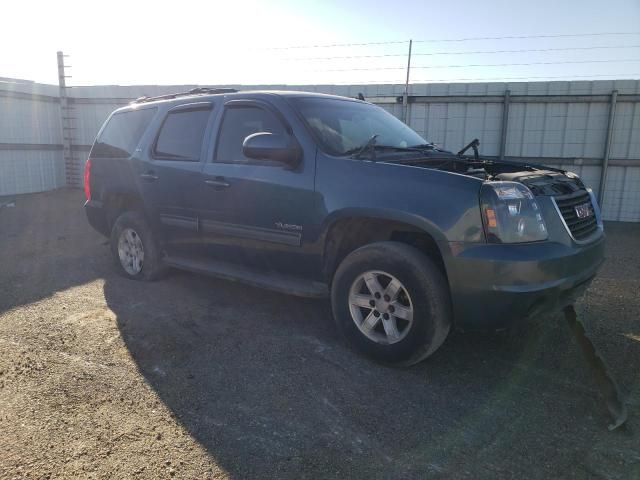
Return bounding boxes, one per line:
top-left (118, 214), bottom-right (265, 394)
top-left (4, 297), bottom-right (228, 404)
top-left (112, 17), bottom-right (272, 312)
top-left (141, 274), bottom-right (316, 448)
top-left (390, 155), bottom-right (585, 197)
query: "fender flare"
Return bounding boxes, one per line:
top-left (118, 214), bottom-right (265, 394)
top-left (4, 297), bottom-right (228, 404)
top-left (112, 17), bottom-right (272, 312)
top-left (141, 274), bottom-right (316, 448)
top-left (320, 207), bottom-right (448, 244)
top-left (318, 207), bottom-right (453, 274)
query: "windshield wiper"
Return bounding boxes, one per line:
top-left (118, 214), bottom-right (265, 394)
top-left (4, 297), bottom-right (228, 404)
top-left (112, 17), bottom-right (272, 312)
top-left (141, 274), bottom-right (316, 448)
top-left (343, 136), bottom-right (425, 159)
top-left (409, 143), bottom-right (436, 150)
top-left (344, 134), bottom-right (379, 159)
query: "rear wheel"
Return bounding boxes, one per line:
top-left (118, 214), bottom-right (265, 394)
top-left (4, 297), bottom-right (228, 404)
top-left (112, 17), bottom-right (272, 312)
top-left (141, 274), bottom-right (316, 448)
top-left (110, 211), bottom-right (164, 281)
top-left (331, 241), bottom-right (451, 365)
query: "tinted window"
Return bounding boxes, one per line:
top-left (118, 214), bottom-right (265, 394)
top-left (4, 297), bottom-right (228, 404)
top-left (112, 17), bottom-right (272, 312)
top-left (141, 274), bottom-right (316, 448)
top-left (154, 108), bottom-right (211, 161)
top-left (215, 106), bottom-right (285, 163)
top-left (91, 108), bottom-right (156, 158)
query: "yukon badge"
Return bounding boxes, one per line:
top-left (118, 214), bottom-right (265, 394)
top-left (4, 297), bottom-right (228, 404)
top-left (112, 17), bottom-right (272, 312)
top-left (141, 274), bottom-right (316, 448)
top-left (275, 221), bottom-right (303, 232)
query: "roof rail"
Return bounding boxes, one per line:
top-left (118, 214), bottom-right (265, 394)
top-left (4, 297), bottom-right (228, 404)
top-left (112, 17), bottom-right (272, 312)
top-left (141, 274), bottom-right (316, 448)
top-left (132, 87), bottom-right (238, 104)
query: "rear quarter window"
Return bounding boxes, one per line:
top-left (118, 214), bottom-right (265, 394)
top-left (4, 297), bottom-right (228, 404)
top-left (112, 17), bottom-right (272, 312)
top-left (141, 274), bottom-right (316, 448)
top-left (90, 108), bottom-right (157, 159)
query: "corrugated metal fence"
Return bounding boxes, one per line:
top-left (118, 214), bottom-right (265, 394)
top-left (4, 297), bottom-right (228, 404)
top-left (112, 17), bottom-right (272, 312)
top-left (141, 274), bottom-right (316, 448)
top-left (1, 79), bottom-right (639, 221)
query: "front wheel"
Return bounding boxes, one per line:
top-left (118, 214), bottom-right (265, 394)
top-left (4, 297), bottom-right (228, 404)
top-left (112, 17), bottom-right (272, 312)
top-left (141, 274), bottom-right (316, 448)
top-left (110, 211), bottom-right (164, 281)
top-left (331, 241), bottom-right (452, 366)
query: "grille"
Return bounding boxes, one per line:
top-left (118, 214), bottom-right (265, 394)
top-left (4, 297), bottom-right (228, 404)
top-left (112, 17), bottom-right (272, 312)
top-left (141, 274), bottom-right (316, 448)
top-left (553, 190), bottom-right (599, 241)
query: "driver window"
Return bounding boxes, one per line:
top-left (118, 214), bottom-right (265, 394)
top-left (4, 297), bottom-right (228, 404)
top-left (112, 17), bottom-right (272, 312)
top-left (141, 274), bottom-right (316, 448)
top-left (215, 105), bottom-right (286, 164)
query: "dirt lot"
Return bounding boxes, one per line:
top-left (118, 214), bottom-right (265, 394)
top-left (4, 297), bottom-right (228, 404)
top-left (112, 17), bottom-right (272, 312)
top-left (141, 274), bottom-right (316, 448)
top-left (0, 188), bottom-right (639, 479)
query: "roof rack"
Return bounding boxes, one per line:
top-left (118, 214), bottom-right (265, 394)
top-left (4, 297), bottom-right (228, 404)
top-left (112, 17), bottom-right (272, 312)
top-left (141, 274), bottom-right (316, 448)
top-left (132, 87), bottom-right (238, 104)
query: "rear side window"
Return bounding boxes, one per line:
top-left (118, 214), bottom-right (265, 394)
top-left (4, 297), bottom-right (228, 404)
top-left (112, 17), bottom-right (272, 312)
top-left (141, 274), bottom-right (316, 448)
top-left (215, 106), bottom-right (286, 163)
top-left (153, 108), bottom-right (211, 161)
top-left (91, 108), bottom-right (156, 158)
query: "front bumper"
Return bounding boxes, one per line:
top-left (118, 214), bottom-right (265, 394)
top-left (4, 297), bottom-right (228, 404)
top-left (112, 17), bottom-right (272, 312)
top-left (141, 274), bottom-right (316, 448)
top-left (444, 234), bottom-right (605, 330)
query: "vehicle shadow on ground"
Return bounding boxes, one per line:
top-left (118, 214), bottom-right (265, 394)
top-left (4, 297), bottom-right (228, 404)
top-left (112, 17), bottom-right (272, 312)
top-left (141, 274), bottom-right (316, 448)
top-left (0, 190), bottom-right (107, 315)
top-left (104, 266), bottom-right (639, 479)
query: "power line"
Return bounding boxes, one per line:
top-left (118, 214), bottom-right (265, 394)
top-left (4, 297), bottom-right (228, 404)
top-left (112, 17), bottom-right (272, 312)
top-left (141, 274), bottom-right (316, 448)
top-left (413, 32), bottom-right (640, 43)
top-left (281, 45), bottom-right (640, 62)
top-left (413, 45), bottom-right (640, 57)
top-left (317, 58), bottom-right (640, 72)
top-left (264, 40), bottom-right (407, 50)
top-left (260, 32), bottom-right (640, 50)
top-left (310, 80), bottom-right (407, 85)
top-left (410, 73), bottom-right (640, 83)
top-left (224, 73), bottom-right (639, 87)
top-left (413, 58), bottom-right (640, 70)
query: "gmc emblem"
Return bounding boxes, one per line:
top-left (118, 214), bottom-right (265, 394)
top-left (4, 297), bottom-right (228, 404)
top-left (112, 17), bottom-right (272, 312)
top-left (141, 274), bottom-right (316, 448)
top-left (575, 202), bottom-right (593, 219)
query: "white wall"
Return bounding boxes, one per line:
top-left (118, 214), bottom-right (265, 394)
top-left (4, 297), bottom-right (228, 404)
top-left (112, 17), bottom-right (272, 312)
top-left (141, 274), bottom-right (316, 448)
top-left (0, 80), bottom-right (65, 195)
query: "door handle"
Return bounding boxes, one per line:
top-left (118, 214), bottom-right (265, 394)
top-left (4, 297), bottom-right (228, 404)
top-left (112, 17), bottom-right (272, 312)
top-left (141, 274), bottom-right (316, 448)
top-left (140, 172), bottom-right (159, 181)
top-left (204, 177), bottom-right (231, 189)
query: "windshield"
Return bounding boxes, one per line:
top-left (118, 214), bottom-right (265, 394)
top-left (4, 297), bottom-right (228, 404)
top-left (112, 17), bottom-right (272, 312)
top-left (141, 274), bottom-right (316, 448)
top-left (292, 97), bottom-right (428, 156)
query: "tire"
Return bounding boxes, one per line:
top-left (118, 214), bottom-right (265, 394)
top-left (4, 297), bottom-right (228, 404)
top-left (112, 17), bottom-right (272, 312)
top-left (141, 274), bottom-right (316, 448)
top-left (331, 241), bottom-right (452, 366)
top-left (110, 211), bottom-right (164, 281)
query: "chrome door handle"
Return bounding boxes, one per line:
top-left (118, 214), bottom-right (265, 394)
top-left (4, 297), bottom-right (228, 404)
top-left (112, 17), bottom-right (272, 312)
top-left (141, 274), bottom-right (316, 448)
top-left (140, 172), bottom-right (159, 181)
top-left (204, 178), bottom-right (230, 188)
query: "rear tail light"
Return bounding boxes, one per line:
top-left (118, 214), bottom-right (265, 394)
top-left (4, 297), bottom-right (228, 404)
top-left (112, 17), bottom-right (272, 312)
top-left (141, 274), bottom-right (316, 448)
top-left (83, 158), bottom-right (91, 201)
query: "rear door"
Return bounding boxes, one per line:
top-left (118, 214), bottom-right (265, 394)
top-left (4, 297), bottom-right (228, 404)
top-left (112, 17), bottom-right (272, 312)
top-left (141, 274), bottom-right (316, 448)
top-left (90, 106), bottom-right (158, 210)
top-left (136, 102), bottom-right (215, 253)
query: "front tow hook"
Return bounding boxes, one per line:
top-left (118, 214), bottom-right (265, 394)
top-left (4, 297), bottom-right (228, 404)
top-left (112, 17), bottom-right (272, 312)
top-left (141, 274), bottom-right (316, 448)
top-left (564, 305), bottom-right (628, 431)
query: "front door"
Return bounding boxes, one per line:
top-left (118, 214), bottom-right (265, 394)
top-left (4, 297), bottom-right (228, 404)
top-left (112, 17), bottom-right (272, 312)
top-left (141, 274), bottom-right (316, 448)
top-left (198, 99), bottom-right (317, 276)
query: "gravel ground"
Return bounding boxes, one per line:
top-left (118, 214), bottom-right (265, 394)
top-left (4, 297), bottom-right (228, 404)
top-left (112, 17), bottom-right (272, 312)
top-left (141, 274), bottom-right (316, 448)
top-left (0, 188), bottom-right (639, 480)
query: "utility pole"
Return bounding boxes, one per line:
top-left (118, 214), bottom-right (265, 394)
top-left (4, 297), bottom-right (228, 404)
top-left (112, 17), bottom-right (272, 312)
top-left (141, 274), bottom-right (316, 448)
top-left (499, 89), bottom-right (511, 161)
top-left (402, 39), bottom-right (412, 123)
top-left (57, 51), bottom-right (78, 187)
top-left (598, 89), bottom-right (618, 207)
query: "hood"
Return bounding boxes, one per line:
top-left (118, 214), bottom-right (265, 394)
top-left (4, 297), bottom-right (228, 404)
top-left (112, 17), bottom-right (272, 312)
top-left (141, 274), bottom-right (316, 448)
top-left (383, 152), bottom-right (581, 196)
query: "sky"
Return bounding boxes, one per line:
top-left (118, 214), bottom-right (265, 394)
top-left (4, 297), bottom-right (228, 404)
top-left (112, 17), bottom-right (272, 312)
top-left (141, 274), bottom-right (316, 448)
top-left (1, 0), bottom-right (639, 86)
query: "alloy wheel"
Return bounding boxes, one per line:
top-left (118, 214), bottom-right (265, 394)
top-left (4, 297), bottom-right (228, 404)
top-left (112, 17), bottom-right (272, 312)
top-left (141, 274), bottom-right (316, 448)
top-left (348, 270), bottom-right (414, 345)
top-left (117, 228), bottom-right (145, 275)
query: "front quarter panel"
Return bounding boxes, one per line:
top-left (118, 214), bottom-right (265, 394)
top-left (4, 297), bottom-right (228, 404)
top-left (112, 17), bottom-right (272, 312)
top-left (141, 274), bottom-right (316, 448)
top-left (315, 155), bottom-right (485, 244)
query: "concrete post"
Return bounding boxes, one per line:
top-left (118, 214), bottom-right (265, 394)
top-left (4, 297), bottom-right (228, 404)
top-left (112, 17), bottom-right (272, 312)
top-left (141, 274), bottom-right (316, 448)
top-left (57, 51), bottom-right (78, 187)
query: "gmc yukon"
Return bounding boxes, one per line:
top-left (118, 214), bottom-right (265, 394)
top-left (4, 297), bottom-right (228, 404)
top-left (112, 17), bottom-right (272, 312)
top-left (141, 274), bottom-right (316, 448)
top-left (84, 88), bottom-right (605, 365)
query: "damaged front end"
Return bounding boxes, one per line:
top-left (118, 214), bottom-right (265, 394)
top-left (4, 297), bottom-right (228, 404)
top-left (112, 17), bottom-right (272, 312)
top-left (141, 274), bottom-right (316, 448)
top-left (418, 139), bottom-right (605, 329)
top-left (388, 139), bottom-right (604, 245)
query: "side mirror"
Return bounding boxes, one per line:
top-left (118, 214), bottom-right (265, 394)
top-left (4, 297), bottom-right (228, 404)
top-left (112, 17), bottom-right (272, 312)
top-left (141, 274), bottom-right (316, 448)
top-left (242, 132), bottom-right (301, 168)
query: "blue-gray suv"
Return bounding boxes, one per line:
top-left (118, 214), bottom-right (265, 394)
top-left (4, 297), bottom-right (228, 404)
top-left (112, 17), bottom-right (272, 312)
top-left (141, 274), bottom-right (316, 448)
top-left (84, 88), bottom-right (605, 365)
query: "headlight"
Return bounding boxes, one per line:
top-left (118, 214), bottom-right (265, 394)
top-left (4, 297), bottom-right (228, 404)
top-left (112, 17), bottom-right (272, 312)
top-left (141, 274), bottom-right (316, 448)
top-left (480, 181), bottom-right (548, 243)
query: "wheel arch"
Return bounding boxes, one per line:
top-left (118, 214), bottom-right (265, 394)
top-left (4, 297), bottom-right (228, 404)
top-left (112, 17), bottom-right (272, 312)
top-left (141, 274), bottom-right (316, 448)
top-left (320, 208), bottom-right (450, 284)
top-left (103, 188), bottom-right (146, 231)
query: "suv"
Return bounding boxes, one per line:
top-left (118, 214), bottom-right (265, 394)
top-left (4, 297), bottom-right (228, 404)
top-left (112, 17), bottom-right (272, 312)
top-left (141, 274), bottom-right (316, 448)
top-left (84, 88), bottom-right (605, 365)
